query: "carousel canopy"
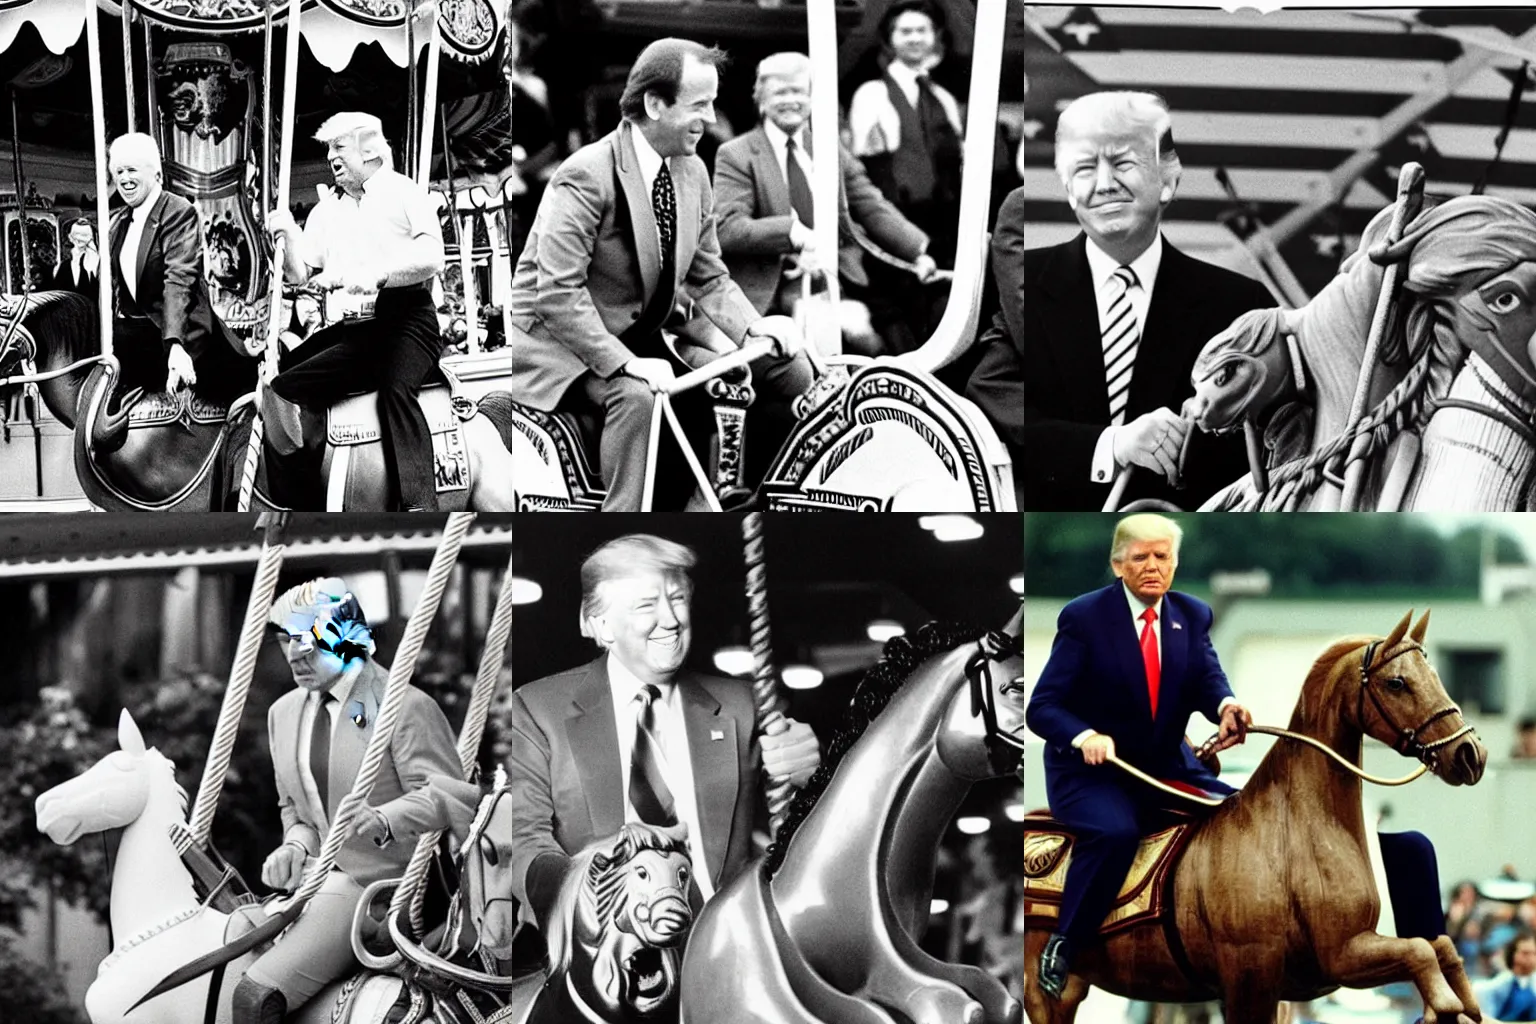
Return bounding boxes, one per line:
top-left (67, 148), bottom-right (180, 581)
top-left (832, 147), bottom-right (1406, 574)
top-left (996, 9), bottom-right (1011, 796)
top-left (1023, 6), bottom-right (1536, 296)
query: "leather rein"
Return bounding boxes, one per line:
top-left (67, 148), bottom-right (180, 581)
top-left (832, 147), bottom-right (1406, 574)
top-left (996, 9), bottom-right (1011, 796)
top-left (1111, 637), bottom-right (1473, 809)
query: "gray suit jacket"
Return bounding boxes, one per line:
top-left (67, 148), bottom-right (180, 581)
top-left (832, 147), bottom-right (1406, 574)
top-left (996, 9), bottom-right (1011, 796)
top-left (505, 657), bottom-right (758, 927)
top-left (508, 120), bottom-right (761, 411)
top-left (267, 659), bottom-right (462, 885)
top-left (715, 125), bottom-right (929, 314)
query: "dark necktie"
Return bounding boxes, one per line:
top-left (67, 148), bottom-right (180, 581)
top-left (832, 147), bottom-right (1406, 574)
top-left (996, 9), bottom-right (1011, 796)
top-left (310, 692), bottom-right (335, 813)
top-left (1140, 607), bottom-right (1161, 719)
top-left (784, 135), bottom-right (815, 229)
top-left (652, 162), bottom-right (677, 271)
top-left (629, 684), bottom-right (678, 826)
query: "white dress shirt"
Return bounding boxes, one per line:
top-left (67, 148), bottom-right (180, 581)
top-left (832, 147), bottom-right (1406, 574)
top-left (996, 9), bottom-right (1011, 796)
top-left (119, 187), bottom-right (162, 301)
top-left (606, 653), bottom-right (715, 900)
top-left (295, 674), bottom-right (355, 832)
top-left (847, 59), bottom-right (964, 157)
top-left (1087, 234), bottom-right (1164, 483)
top-left (628, 125), bottom-right (672, 259)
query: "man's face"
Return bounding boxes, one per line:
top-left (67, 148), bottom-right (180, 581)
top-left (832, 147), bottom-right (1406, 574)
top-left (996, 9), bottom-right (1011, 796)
top-left (327, 135), bottom-right (373, 195)
top-left (1515, 937), bottom-right (1536, 977)
top-left (761, 71), bottom-right (810, 135)
top-left (889, 11), bottom-right (937, 67)
top-left (1059, 126), bottom-right (1167, 256)
top-left (110, 155), bottom-right (160, 209)
top-left (68, 224), bottom-right (93, 251)
top-left (279, 611), bottom-right (352, 693)
top-left (595, 571), bottom-right (693, 685)
top-left (646, 55), bottom-right (718, 158)
top-left (1112, 538), bottom-right (1177, 604)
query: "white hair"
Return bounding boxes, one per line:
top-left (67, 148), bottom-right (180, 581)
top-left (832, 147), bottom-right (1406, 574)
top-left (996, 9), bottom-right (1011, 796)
top-left (1053, 91), bottom-right (1181, 193)
top-left (313, 112), bottom-right (392, 166)
top-left (108, 132), bottom-right (163, 175)
top-left (753, 51), bottom-right (811, 110)
top-left (1110, 514), bottom-right (1183, 564)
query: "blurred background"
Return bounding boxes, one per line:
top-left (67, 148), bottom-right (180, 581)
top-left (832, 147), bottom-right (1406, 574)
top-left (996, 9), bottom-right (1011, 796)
top-left (1023, 512), bottom-right (1536, 1024)
top-left (0, 513), bottom-right (514, 1023)
top-left (510, 512), bottom-right (1024, 1002)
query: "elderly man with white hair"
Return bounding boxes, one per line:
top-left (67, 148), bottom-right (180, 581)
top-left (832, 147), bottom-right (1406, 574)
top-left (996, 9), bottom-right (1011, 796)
top-left (714, 50), bottom-right (936, 356)
top-left (1021, 90), bottom-right (1272, 510)
top-left (106, 132), bottom-right (256, 406)
top-left (267, 112), bottom-right (446, 511)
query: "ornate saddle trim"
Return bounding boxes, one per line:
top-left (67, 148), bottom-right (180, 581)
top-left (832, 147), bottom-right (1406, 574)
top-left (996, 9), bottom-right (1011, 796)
top-left (327, 386), bottom-right (460, 446)
top-left (127, 391), bottom-right (229, 429)
top-left (1023, 812), bottom-right (1196, 937)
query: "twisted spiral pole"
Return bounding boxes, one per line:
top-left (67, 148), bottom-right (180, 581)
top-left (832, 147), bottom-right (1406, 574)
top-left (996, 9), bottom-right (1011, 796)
top-left (288, 512), bottom-right (477, 918)
top-left (188, 512), bottom-right (292, 846)
top-left (743, 512), bottom-right (794, 839)
top-left (396, 544), bottom-right (518, 934)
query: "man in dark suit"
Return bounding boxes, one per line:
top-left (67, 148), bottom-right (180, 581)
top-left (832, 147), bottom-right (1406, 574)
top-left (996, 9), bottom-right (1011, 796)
top-left (49, 219), bottom-right (99, 297)
top-left (107, 133), bottom-right (255, 408)
top-left (234, 576), bottom-right (465, 1024)
top-left (505, 534), bottom-right (821, 928)
top-left (965, 184), bottom-right (1024, 508)
top-left (508, 39), bottom-right (810, 512)
top-left (714, 51), bottom-right (936, 356)
top-left (1024, 91), bottom-right (1273, 510)
top-left (1024, 514), bottom-right (1252, 998)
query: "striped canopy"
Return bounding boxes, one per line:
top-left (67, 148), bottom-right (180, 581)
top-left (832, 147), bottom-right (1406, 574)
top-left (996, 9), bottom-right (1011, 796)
top-left (1022, 6), bottom-right (1536, 298)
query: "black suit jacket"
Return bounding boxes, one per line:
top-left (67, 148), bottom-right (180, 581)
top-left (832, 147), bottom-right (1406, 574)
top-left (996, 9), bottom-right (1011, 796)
top-left (49, 253), bottom-right (98, 297)
top-left (965, 187), bottom-right (1024, 506)
top-left (1023, 233), bottom-right (1273, 510)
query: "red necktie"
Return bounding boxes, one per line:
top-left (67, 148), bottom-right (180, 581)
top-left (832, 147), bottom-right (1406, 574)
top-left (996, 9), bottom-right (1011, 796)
top-left (1140, 607), bottom-right (1161, 718)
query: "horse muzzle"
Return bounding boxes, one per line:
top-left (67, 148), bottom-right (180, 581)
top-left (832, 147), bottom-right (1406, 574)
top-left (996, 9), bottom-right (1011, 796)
top-left (629, 892), bottom-right (692, 947)
top-left (1434, 733), bottom-right (1487, 786)
top-left (35, 792), bottom-right (83, 846)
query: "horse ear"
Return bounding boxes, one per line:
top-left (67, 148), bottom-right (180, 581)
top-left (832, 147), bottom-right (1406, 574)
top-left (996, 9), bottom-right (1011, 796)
top-left (1411, 608), bottom-right (1431, 644)
top-left (118, 708), bottom-right (146, 755)
top-left (1384, 609), bottom-right (1413, 649)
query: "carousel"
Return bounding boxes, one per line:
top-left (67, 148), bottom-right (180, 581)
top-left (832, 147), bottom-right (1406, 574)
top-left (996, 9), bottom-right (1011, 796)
top-left (0, 0), bottom-right (513, 510)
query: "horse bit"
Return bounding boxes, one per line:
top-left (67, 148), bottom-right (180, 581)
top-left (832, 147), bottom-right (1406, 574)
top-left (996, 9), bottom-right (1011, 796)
top-left (966, 629), bottom-right (1024, 754)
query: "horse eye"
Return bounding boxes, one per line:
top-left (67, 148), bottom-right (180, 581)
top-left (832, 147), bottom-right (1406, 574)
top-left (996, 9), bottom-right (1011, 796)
top-left (1489, 291), bottom-right (1521, 314)
top-left (636, 866), bottom-right (649, 881)
top-left (1214, 366), bottom-right (1233, 387)
top-left (480, 836), bottom-right (498, 865)
top-left (678, 866), bottom-right (689, 884)
top-left (1386, 676), bottom-right (1406, 692)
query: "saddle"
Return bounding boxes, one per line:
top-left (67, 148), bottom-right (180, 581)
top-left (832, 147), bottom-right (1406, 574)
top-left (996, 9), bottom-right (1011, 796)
top-left (1022, 811), bottom-right (1197, 937)
top-left (324, 384), bottom-right (473, 498)
top-left (124, 390), bottom-right (229, 429)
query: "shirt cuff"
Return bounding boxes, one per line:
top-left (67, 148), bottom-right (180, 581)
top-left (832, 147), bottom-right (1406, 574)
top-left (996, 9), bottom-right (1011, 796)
top-left (1091, 427), bottom-right (1118, 485)
top-left (1070, 729), bottom-right (1096, 749)
top-left (1218, 697), bottom-right (1238, 715)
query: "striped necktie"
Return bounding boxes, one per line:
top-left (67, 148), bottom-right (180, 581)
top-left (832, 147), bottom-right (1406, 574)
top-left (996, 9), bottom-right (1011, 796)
top-left (1103, 265), bottom-right (1141, 426)
top-left (629, 684), bottom-right (678, 826)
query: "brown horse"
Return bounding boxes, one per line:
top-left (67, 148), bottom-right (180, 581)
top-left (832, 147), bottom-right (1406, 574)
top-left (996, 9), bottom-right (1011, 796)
top-left (1024, 610), bottom-right (1487, 1024)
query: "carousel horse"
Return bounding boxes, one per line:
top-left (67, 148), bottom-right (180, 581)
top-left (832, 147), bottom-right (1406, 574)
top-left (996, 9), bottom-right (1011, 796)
top-left (32, 709), bottom-right (507, 1024)
top-left (390, 813), bottom-right (695, 1024)
top-left (1185, 194), bottom-right (1536, 510)
top-left (679, 616), bottom-right (1025, 1024)
top-left (0, 290), bottom-right (518, 510)
top-left (1022, 610), bottom-right (1488, 1024)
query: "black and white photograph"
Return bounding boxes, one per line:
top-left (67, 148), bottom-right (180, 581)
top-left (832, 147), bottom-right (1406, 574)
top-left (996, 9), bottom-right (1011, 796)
top-left (1022, 5), bottom-right (1536, 512)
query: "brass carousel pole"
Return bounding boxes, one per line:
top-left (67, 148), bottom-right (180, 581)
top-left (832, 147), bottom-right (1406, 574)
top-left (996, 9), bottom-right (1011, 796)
top-left (84, 0), bottom-right (114, 364)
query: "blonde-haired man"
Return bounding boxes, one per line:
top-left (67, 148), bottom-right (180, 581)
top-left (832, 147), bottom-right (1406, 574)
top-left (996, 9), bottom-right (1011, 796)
top-left (714, 51), bottom-right (935, 356)
top-left (267, 112), bottom-right (446, 511)
top-left (233, 576), bottom-right (463, 1023)
top-left (1024, 514), bottom-right (1251, 996)
top-left (1024, 90), bottom-right (1272, 510)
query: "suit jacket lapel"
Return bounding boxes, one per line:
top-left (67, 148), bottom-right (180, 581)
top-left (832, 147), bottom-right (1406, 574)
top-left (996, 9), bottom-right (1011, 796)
top-left (567, 660), bottom-right (626, 840)
top-left (331, 665), bottom-right (383, 824)
top-left (673, 157), bottom-right (699, 284)
top-left (750, 128), bottom-right (790, 217)
top-left (1101, 585), bottom-right (1154, 721)
top-left (615, 123), bottom-right (661, 302)
top-left (273, 691), bottom-right (305, 820)
top-left (679, 678), bottom-right (735, 884)
top-left (1132, 240), bottom-right (1204, 417)
top-left (1157, 599), bottom-right (1189, 731)
top-left (1038, 236), bottom-right (1112, 422)
top-left (135, 193), bottom-right (167, 294)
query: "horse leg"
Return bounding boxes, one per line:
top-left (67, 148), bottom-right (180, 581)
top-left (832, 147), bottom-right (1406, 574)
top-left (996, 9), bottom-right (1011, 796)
top-left (463, 415), bottom-right (516, 511)
top-left (1023, 931), bottom-right (1087, 1024)
top-left (1321, 933), bottom-right (1462, 1024)
top-left (1431, 934), bottom-right (1481, 1022)
top-left (1214, 955), bottom-right (1283, 1024)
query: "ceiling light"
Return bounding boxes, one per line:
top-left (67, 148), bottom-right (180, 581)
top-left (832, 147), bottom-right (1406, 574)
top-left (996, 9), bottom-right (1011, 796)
top-left (866, 619), bottom-right (905, 643)
top-left (782, 664), bottom-right (824, 689)
top-left (713, 647), bottom-right (754, 676)
top-left (1005, 803), bottom-right (1025, 823)
top-left (956, 815), bottom-right (991, 835)
top-left (919, 515), bottom-right (983, 541)
top-left (510, 577), bottom-right (542, 604)
top-left (929, 898), bottom-right (950, 915)
top-left (1009, 573), bottom-right (1023, 596)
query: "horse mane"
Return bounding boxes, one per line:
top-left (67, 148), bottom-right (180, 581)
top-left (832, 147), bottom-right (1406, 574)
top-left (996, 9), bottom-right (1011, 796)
top-left (545, 822), bottom-right (689, 976)
top-left (763, 621), bottom-right (986, 878)
top-left (20, 291), bottom-right (99, 366)
top-left (1291, 635), bottom-right (1372, 733)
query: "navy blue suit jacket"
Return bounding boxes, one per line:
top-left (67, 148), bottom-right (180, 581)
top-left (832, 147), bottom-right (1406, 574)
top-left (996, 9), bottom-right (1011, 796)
top-left (1025, 584), bottom-right (1235, 807)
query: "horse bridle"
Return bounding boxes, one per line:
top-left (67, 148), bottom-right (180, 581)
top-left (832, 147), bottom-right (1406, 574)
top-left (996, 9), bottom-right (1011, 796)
top-left (1356, 638), bottom-right (1473, 767)
top-left (966, 629), bottom-right (1024, 753)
